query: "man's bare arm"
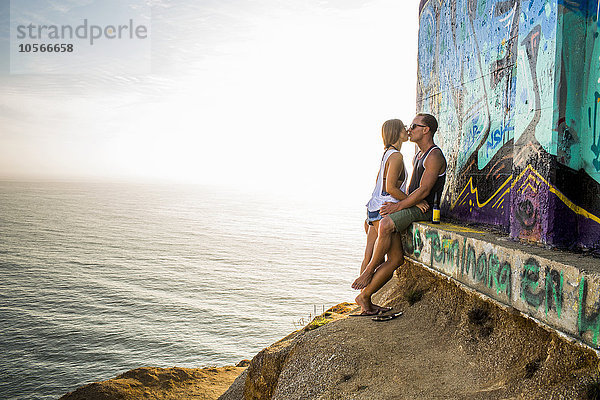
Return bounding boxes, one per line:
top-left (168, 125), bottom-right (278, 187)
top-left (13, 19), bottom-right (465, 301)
top-left (380, 149), bottom-right (445, 214)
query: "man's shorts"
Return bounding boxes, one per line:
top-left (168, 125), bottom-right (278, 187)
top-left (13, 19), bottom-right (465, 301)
top-left (389, 206), bottom-right (433, 232)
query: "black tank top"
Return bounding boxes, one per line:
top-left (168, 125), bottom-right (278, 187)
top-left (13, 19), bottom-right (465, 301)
top-left (407, 145), bottom-right (446, 206)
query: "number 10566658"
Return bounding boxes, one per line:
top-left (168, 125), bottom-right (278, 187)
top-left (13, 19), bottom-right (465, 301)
top-left (18, 43), bottom-right (74, 52)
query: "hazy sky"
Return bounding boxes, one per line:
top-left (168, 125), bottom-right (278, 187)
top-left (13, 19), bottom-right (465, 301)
top-left (0, 0), bottom-right (420, 200)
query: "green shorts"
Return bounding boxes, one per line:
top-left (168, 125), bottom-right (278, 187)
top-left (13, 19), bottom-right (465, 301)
top-left (389, 206), bottom-right (432, 232)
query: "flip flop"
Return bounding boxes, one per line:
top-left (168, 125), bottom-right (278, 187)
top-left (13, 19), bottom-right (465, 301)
top-left (372, 312), bottom-right (403, 321)
top-left (349, 310), bottom-right (382, 317)
top-left (373, 304), bottom-right (392, 312)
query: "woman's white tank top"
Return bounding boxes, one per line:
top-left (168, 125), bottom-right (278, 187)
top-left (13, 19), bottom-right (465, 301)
top-left (366, 148), bottom-right (406, 212)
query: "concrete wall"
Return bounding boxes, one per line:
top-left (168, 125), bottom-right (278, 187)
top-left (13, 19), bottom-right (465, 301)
top-left (402, 221), bottom-right (600, 349)
top-left (416, 0), bottom-right (600, 250)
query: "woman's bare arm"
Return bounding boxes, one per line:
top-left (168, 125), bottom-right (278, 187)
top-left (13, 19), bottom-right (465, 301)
top-left (384, 152), bottom-right (408, 201)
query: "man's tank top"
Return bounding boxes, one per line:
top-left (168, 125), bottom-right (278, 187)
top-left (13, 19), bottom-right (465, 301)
top-left (366, 147), bottom-right (407, 212)
top-left (407, 145), bottom-right (446, 206)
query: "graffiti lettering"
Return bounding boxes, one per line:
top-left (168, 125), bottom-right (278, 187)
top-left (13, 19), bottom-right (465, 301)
top-left (578, 276), bottom-right (600, 346)
top-left (545, 268), bottom-right (563, 318)
top-left (425, 229), bottom-right (511, 298)
top-left (417, 229), bottom-right (575, 309)
top-left (485, 125), bottom-right (514, 158)
top-left (497, 261), bottom-right (512, 297)
top-left (441, 236), bottom-right (460, 267)
top-left (521, 258), bottom-right (543, 308)
top-left (426, 230), bottom-right (442, 265)
top-left (476, 253), bottom-right (487, 282)
top-left (462, 244), bottom-right (477, 276)
top-left (517, 258), bottom-right (564, 317)
top-left (405, 224), bottom-right (424, 258)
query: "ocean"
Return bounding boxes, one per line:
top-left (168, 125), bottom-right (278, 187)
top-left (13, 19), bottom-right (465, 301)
top-left (0, 181), bottom-right (364, 400)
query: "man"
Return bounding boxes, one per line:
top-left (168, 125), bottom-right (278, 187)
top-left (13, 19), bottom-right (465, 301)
top-left (352, 113), bottom-right (447, 315)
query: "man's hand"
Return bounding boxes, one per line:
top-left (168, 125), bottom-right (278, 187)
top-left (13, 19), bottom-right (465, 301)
top-left (416, 200), bottom-right (430, 213)
top-left (380, 201), bottom-right (400, 215)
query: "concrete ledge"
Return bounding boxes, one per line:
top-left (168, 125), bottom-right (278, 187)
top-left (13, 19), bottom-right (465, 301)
top-left (401, 221), bottom-right (600, 350)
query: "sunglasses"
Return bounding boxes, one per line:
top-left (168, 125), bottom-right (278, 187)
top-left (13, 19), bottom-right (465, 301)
top-left (409, 123), bottom-right (427, 130)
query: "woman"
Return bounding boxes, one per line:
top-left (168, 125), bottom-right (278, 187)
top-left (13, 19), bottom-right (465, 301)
top-left (360, 119), bottom-right (428, 283)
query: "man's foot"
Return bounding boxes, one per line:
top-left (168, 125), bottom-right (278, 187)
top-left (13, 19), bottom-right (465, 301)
top-left (355, 292), bottom-right (376, 314)
top-left (352, 269), bottom-right (374, 290)
top-left (349, 309), bottom-right (382, 317)
top-left (372, 304), bottom-right (392, 312)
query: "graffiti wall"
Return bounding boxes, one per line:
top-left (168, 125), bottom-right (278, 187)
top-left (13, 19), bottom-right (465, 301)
top-left (417, 0), bottom-right (600, 250)
top-left (402, 222), bottom-right (600, 349)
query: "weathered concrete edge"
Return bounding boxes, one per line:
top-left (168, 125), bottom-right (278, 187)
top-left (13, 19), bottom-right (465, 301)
top-left (401, 221), bottom-right (600, 351)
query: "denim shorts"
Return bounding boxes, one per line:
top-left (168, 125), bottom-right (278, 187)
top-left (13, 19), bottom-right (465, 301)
top-left (366, 209), bottom-right (382, 225)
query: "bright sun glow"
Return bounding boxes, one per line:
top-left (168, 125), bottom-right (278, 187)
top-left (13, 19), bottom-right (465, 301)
top-left (0, 0), bottom-right (420, 201)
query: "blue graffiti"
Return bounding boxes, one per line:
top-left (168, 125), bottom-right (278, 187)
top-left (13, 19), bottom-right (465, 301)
top-left (464, 123), bottom-right (482, 151)
top-left (590, 91), bottom-right (600, 171)
top-left (485, 124), bottom-right (514, 158)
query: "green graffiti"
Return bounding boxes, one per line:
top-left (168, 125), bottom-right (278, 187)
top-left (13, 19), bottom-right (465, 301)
top-left (578, 276), bottom-right (600, 346)
top-left (545, 268), bottom-right (563, 318)
top-left (476, 253), bottom-right (487, 282)
top-left (413, 226), bottom-right (423, 258)
top-left (442, 237), bottom-right (460, 268)
top-left (418, 230), bottom-right (513, 299)
top-left (497, 262), bottom-right (512, 299)
top-left (426, 230), bottom-right (442, 264)
top-left (489, 253), bottom-right (500, 290)
top-left (521, 258), bottom-right (543, 308)
top-left (424, 229), bottom-right (461, 271)
top-left (463, 245), bottom-right (476, 276)
top-left (460, 237), bottom-right (467, 273)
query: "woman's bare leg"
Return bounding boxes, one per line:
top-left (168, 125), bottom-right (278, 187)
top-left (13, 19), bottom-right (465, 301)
top-left (355, 232), bottom-right (404, 313)
top-left (360, 220), bottom-right (379, 274)
top-left (352, 216), bottom-right (396, 289)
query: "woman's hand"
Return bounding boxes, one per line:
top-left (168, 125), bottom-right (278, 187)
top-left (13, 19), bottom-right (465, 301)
top-left (416, 200), bottom-right (430, 213)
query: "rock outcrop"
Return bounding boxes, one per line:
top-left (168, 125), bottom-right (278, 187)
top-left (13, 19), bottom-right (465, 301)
top-left (223, 261), bottom-right (600, 399)
top-left (60, 366), bottom-right (246, 400)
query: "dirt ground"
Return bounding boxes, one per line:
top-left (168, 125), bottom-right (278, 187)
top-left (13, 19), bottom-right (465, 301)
top-left (232, 261), bottom-right (600, 400)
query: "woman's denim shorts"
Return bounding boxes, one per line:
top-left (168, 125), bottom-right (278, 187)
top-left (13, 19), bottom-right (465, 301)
top-left (366, 209), bottom-right (382, 225)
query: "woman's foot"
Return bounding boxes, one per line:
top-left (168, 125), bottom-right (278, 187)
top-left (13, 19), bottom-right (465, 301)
top-left (352, 269), bottom-right (374, 290)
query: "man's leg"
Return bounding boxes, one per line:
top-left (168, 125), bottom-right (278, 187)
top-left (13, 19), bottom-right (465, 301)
top-left (355, 232), bottom-right (404, 313)
top-left (352, 206), bottom-right (429, 290)
top-left (352, 216), bottom-right (396, 289)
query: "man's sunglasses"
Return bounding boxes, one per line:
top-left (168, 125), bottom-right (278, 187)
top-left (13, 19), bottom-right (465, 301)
top-left (409, 123), bottom-right (427, 130)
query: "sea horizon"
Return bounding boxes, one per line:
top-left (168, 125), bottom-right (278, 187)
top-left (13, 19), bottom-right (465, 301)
top-left (0, 180), bottom-right (365, 399)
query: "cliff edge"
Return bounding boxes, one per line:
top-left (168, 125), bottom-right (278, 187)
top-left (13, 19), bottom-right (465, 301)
top-left (222, 261), bottom-right (600, 399)
top-left (61, 261), bottom-right (600, 399)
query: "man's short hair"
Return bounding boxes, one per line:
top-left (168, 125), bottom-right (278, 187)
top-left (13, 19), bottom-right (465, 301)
top-left (416, 113), bottom-right (438, 135)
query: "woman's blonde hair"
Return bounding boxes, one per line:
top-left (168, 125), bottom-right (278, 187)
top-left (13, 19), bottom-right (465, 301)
top-left (381, 119), bottom-right (406, 147)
